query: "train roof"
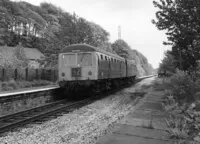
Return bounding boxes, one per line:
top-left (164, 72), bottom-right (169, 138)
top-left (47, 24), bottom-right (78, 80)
top-left (61, 43), bottom-right (124, 60)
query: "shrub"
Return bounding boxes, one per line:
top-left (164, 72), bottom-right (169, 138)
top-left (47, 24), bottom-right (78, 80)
top-left (0, 80), bottom-right (54, 92)
top-left (166, 114), bottom-right (189, 139)
top-left (1, 81), bottom-right (15, 91)
top-left (7, 80), bottom-right (18, 90)
top-left (167, 70), bottom-right (199, 104)
top-left (17, 81), bottom-right (32, 88)
top-left (31, 80), bottom-right (53, 87)
top-left (153, 78), bottom-right (171, 91)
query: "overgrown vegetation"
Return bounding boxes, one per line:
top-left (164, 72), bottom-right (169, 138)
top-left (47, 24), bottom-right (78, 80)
top-left (0, 80), bottom-right (53, 92)
top-left (153, 71), bottom-right (200, 142)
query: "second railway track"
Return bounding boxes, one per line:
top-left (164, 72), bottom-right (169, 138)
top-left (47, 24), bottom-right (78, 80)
top-left (0, 98), bottom-right (93, 135)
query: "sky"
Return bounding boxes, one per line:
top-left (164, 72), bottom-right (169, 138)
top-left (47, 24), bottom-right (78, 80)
top-left (15, 0), bottom-right (169, 68)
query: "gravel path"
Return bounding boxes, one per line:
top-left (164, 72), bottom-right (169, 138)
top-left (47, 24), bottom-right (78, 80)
top-left (0, 78), bottom-right (154, 144)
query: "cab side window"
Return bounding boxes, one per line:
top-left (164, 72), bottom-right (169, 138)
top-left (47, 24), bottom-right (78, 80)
top-left (101, 54), bottom-right (103, 60)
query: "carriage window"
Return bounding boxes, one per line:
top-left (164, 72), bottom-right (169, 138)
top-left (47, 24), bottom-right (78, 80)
top-left (101, 55), bottom-right (103, 60)
top-left (77, 53), bottom-right (92, 66)
top-left (63, 54), bottom-right (76, 66)
top-left (105, 56), bottom-right (107, 60)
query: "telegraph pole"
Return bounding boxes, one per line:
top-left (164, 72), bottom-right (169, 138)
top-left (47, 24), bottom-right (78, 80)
top-left (118, 26), bottom-right (121, 40)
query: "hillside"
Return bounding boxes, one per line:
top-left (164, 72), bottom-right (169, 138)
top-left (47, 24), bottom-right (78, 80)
top-left (129, 49), bottom-right (154, 76)
top-left (112, 40), bottom-right (154, 76)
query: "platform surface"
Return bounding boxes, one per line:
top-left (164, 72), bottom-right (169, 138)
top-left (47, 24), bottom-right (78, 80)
top-left (97, 80), bottom-right (174, 144)
top-left (0, 85), bottom-right (59, 97)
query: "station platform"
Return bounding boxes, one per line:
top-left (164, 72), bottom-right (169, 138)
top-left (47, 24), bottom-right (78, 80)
top-left (96, 81), bottom-right (196, 144)
top-left (0, 85), bottom-right (59, 98)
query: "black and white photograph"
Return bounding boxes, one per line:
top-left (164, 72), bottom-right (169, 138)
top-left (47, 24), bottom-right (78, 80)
top-left (0, 0), bottom-right (200, 143)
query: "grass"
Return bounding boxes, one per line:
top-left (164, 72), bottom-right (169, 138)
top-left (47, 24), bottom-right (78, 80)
top-left (0, 79), bottom-right (54, 92)
top-left (152, 78), bottom-right (171, 91)
top-left (141, 118), bottom-right (154, 129)
top-left (165, 114), bottom-right (189, 140)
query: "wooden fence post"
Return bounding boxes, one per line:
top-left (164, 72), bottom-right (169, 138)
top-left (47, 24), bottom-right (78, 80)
top-left (41, 69), bottom-right (44, 80)
top-left (14, 69), bottom-right (18, 81)
top-left (25, 68), bottom-right (28, 81)
top-left (2, 68), bottom-right (5, 81)
top-left (49, 69), bottom-right (52, 81)
top-left (53, 69), bottom-right (56, 82)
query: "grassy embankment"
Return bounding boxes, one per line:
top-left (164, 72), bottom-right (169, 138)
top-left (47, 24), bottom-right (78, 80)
top-left (153, 71), bottom-right (200, 143)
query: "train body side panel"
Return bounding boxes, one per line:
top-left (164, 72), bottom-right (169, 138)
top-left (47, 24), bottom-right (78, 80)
top-left (121, 62), bottom-right (126, 77)
top-left (98, 59), bottom-right (109, 79)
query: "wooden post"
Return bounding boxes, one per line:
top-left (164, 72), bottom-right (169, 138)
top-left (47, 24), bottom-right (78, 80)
top-left (2, 68), bottom-right (5, 81)
top-left (49, 69), bottom-right (52, 81)
top-left (40, 69), bottom-right (45, 80)
top-left (14, 69), bottom-right (18, 81)
top-left (53, 69), bottom-right (56, 82)
top-left (25, 68), bottom-right (28, 81)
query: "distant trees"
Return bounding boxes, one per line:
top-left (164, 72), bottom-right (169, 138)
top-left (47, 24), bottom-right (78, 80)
top-left (112, 39), bottom-right (154, 75)
top-left (153, 0), bottom-right (200, 71)
top-left (111, 39), bottom-right (129, 58)
top-left (159, 50), bottom-right (176, 74)
top-left (0, 0), bottom-right (110, 68)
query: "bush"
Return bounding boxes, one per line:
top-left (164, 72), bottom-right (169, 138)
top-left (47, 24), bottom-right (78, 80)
top-left (7, 79), bottom-right (18, 89)
top-left (0, 80), bottom-right (54, 92)
top-left (31, 80), bottom-right (53, 87)
top-left (167, 70), bottom-right (199, 104)
top-left (17, 81), bottom-right (33, 88)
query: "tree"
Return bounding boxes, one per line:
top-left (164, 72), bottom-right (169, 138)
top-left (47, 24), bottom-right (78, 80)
top-left (111, 39), bottom-right (129, 58)
top-left (159, 50), bottom-right (176, 74)
top-left (88, 22), bottom-right (110, 47)
top-left (152, 0), bottom-right (200, 71)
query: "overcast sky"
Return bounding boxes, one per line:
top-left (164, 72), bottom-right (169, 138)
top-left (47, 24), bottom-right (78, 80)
top-left (15, 0), bottom-right (169, 68)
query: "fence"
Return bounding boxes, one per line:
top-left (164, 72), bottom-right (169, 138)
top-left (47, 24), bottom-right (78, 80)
top-left (0, 68), bottom-right (58, 82)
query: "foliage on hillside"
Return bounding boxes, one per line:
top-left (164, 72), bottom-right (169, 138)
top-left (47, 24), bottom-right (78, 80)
top-left (0, 0), bottom-right (111, 67)
top-left (112, 39), bottom-right (154, 76)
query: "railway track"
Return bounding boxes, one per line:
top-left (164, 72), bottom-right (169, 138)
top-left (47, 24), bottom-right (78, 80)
top-left (0, 76), bottom-right (155, 135)
top-left (0, 98), bottom-right (92, 134)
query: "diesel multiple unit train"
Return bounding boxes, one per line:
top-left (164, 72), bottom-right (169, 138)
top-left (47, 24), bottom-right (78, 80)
top-left (58, 44), bottom-right (137, 99)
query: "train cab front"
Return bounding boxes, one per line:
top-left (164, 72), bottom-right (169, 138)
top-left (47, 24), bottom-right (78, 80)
top-left (58, 51), bottom-right (97, 89)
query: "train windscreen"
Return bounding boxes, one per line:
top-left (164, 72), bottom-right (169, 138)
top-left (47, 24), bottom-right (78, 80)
top-left (63, 54), bottom-right (76, 66)
top-left (77, 53), bottom-right (92, 66)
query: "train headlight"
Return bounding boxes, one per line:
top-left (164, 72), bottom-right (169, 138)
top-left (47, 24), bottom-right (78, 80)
top-left (62, 73), bottom-right (65, 77)
top-left (88, 71), bottom-right (92, 76)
